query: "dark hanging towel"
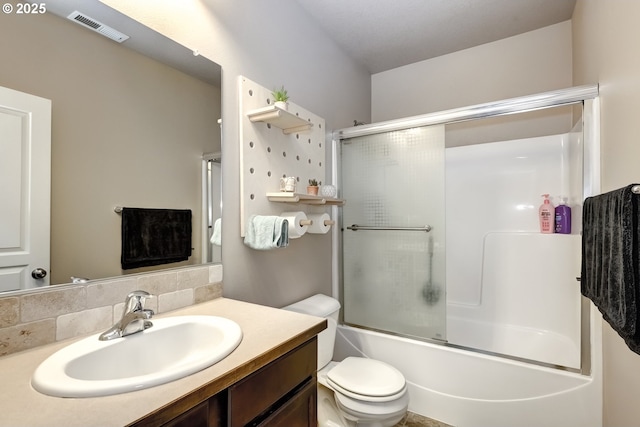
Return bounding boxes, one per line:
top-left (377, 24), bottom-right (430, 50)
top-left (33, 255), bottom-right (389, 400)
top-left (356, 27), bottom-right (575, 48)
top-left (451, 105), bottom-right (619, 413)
top-left (121, 207), bottom-right (192, 270)
top-left (581, 184), bottom-right (640, 354)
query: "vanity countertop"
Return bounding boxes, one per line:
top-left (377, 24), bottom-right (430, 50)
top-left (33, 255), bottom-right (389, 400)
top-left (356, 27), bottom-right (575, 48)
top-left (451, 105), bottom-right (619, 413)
top-left (0, 297), bottom-right (326, 427)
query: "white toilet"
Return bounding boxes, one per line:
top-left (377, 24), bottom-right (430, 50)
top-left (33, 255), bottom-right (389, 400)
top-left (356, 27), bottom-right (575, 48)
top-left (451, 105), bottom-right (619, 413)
top-left (283, 294), bottom-right (409, 427)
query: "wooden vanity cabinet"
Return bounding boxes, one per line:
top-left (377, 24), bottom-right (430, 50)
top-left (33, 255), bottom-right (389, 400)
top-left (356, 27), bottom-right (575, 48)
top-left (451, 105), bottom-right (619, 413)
top-left (132, 337), bottom-right (318, 427)
top-left (228, 336), bottom-right (317, 426)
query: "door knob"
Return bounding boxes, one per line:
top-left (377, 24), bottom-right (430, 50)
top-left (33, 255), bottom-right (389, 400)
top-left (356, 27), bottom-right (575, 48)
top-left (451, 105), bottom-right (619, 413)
top-left (31, 268), bottom-right (47, 279)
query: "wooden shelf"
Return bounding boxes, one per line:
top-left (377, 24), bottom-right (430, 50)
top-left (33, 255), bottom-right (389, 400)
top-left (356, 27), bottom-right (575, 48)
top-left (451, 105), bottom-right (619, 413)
top-left (266, 192), bottom-right (346, 206)
top-left (247, 105), bottom-right (314, 134)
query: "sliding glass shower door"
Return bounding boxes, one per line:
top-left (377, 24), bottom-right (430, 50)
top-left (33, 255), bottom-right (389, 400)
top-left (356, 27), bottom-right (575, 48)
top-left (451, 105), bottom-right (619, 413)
top-left (340, 125), bottom-right (446, 341)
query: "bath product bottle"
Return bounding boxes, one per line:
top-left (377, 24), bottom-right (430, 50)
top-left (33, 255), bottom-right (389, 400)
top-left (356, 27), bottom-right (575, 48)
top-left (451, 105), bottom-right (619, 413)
top-left (554, 197), bottom-right (572, 234)
top-left (539, 194), bottom-right (555, 234)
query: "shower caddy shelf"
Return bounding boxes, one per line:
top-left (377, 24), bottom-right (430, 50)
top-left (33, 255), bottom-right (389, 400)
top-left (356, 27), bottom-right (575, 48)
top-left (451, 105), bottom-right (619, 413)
top-left (266, 192), bottom-right (345, 206)
top-left (247, 105), bottom-right (314, 135)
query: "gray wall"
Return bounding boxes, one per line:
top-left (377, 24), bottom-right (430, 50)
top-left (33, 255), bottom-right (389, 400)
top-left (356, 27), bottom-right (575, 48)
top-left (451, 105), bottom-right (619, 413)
top-left (101, 0), bottom-right (372, 307)
top-left (573, 1), bottom-right (640, 425)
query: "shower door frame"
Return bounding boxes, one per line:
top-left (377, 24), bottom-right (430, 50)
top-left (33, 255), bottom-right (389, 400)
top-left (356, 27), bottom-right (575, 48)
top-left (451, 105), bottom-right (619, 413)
top-left (331, 84), bottom-right (600, 373)
top-left (202, 151), bottom-right (222, 264)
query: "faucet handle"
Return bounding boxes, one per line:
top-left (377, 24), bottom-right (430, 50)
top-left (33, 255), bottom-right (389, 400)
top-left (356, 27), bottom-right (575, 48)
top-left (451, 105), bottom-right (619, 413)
top-left (124, 290), bottom-right (154, 313)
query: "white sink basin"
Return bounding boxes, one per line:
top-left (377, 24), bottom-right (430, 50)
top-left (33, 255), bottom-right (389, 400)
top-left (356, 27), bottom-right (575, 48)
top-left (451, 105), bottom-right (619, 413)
top-left (32, 315), bottom-right (242, 398)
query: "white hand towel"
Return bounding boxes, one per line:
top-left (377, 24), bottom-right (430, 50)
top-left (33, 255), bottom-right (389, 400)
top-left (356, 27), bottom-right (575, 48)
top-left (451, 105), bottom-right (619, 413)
top-left (210, 218), bottom-right (222, 246)
top-left (243, 215), bottom-right (289, 250)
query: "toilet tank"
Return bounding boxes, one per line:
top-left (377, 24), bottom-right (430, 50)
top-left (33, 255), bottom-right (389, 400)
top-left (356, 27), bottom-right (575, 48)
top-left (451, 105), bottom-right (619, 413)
top-left (282, 294), bottom-right (340, 370)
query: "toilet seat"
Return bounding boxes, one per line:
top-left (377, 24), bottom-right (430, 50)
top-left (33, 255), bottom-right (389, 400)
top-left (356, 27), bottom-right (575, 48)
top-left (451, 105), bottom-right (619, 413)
top-left (328, 379), bottom-right (408, 403)
top-left (326, 357), bottom-right (406, 402)
top-left (324, 358), bottom-right (410, 424)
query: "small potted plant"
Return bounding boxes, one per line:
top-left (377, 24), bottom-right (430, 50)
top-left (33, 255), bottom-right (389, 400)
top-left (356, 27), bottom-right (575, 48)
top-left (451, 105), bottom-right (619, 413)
top-left (307, 179), bottom-right (321, 195)
top-left (271, 86), bottom-right (289, 111)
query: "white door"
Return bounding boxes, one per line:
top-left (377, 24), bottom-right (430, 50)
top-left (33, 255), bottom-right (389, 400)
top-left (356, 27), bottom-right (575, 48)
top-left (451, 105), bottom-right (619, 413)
top-left (0, 86), bottom-right (51, 291)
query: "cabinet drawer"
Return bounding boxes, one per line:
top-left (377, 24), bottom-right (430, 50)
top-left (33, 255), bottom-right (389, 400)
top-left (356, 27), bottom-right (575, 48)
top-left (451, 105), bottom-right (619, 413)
top-left (256, 378), bottom-right (317, 427)
top-left (228, 338), bottom-right (317, 427)
top-left (134, 392), bottom-right (225, 427)
top-left (161, 401), bottom-right (209, 427)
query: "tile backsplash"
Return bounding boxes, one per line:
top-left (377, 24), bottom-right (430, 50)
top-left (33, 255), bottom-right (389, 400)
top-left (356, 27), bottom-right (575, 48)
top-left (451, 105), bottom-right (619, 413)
top-left (0, 264), bottom-right (223, 357)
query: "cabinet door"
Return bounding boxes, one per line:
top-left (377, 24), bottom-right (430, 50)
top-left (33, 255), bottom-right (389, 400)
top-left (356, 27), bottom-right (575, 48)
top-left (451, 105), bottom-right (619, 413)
top-left (257, 379), bottom-right (317, 427)
top-left (229, 337), bottom-right (318, 427)
top-left (228, 338), bottom-right (317, 427)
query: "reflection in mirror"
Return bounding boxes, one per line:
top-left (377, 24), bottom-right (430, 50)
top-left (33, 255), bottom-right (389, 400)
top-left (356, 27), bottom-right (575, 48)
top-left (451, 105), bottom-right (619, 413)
top-left (204, 152), bottom-right (222, 264)
top-left (0, 6), bottom-right (221, 292)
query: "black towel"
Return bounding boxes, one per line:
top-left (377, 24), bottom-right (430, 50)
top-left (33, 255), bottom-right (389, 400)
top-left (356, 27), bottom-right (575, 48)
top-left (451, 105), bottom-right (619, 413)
top-left (121, 208), bottom-right (192, 270)
top-left (581, 184), bottom-right (640, 353)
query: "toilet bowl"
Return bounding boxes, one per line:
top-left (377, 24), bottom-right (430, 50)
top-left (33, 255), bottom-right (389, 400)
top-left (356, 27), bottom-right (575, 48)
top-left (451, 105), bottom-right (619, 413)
top-left (319, 359), bottom-right (409, 427)
top-left (283, 294), bottom-right (409, 427)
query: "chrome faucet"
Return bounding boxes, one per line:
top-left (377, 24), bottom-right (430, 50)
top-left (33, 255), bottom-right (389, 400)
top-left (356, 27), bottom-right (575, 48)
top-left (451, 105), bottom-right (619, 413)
top-left (99, 291), bottom-right (154, 341)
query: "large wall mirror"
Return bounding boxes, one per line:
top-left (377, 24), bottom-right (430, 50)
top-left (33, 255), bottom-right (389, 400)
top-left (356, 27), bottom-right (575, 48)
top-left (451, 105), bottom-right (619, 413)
top-left (0, 2), bottom-right (222, 293)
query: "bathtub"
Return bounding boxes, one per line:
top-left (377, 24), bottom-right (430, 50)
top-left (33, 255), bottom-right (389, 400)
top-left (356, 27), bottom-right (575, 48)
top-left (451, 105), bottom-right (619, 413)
top-left (446, 314), bottom-right (581, 369)
top-left (333, 306), bottom-right (602, 427)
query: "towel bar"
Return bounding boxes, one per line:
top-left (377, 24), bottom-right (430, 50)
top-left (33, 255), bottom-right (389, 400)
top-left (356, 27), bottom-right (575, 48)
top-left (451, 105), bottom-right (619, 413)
top-left (346, 224), bottom-right (432, 232)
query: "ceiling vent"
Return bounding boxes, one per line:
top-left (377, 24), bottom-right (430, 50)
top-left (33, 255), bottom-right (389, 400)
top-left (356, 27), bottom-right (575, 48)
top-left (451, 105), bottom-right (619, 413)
top-left (67, 11), bottom-right (130, 43)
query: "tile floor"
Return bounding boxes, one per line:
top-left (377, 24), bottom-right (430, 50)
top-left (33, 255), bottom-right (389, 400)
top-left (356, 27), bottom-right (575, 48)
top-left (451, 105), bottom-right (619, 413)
top-left (394, 412), bottom-right (453, 427)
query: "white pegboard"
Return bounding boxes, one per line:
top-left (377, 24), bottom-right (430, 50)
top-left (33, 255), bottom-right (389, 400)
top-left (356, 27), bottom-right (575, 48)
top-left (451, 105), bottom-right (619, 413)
top-left (239, 76), bottom-right (326, 236)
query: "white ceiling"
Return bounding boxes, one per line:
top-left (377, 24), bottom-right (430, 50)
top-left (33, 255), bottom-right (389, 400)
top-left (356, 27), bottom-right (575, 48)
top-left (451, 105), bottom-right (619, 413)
top-left (45, 0), bottom-right (577, 81)
top-left (294, 0), bottom-right (577, 74)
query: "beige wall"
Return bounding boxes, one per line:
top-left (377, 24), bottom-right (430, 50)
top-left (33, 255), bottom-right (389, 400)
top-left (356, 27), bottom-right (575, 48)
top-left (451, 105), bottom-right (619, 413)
top-left (573, 1), bottom-right (640, 424)
top-left (0, 11), bottom-right (221, 284)
top-left (372, 21), bottom-right (573, 121)
top-left (372, 22), bottom-right (574, 147)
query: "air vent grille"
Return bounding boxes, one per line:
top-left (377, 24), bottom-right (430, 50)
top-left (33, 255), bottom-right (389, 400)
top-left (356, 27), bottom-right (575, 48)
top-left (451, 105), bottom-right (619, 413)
top-left (67, 11), bottom-right (130, 43)
top-left (73, 13), bottom-right (100, 29)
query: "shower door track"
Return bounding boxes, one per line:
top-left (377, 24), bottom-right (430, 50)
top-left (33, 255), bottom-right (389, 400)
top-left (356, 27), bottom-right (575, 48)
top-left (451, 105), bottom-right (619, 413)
top-left (333, 84), bottom-right (598, 140)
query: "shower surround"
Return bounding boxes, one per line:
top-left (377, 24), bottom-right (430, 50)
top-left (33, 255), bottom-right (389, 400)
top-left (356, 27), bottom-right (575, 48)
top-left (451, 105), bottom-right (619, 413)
top-left (445, 134), bottom-right (582, 369)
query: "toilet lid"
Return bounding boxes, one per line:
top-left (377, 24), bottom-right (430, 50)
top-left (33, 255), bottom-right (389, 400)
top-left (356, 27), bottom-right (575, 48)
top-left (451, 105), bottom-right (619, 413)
top-left (327, 357), bottom-right (405, 398)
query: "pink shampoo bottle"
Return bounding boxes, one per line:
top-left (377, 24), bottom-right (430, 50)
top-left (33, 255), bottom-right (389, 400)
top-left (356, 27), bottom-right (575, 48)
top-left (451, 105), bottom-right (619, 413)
top-left (539, 194), bottom-right (555, 233)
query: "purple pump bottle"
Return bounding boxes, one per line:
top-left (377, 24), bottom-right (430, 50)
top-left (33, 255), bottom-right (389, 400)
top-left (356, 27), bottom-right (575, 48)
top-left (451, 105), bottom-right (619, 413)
top-left (554, 197), bottom-right (571, 234)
